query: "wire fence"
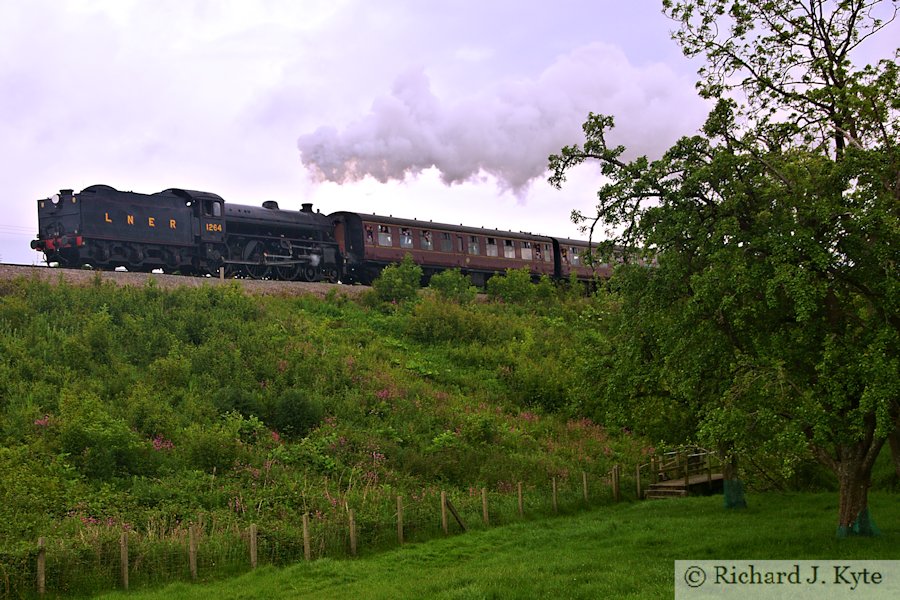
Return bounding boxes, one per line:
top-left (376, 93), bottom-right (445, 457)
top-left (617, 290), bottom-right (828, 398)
top-left (2, 467), bottom-right (638, 599)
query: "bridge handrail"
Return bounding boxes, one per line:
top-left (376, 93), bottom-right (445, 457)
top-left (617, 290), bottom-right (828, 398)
top-left (637, 446), bottom-right (723, 485)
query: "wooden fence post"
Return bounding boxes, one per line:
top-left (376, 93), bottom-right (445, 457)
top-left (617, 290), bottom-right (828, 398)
top-left (517, 482), bottom-right (524, 517)
top-left (397, 496), bottom-right (404, 545)
top-left (636, 464), bottom-right (642, 500)
top-left (582, 471), bottom-right (589, 504)
top-left (302, 513), bottom-right (311, 561)
top-left (441, 491), bottom-right (449, 535)
top-left (249, 524), bottom-right (257, 569)
top-left (36, 537), bottom-right (46, 596)
top-left (445, 498), bottom-right (467, 532)
top-left (349, 510), bottom-right (357, 557)
top-left (189, 525), bottom-right (198, 581)
top-left (612, 465), bottom-right (620, 503)
top-left (552, 477), bottom-right (558, 513)
top-left (120, 532), bottom-right (129, 590)
top-left (482, 488), bottom-right (489, 526)
top-left (683, 452), bottom-right (689, 487)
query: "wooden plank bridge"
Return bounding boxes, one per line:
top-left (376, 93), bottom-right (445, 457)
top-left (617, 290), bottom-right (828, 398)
top-left (638, 447), bottom-right (725, 500)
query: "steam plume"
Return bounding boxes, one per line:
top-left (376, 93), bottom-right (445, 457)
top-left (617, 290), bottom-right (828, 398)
top-left (297, 43), bottom-right (703, 194)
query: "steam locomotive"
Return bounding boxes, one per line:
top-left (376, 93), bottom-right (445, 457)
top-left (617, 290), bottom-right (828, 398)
top-left (31, 185), bottom-right (609, 285)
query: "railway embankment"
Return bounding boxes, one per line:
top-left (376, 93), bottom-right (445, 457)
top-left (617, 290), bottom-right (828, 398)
top-left (0, 263), bottom-right (367, 298)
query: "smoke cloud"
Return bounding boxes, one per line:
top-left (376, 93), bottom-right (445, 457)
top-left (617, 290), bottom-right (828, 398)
top-left (297, 43), bottom-right (706, 195)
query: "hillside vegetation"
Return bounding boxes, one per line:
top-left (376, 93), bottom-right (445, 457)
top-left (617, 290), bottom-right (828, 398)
top-left (0, 266), bottom-right (648, 593)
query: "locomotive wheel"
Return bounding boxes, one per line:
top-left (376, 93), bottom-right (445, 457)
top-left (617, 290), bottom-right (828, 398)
top-left (242, 240), bottom-right (270, 279)
top-left (224, 242), bottom-right (244, 278)
top-left (275, 263), bottom-right (302, 281)
top-left (163, 249), bottom-right (181, 273)
top-left (126, 244), bottom-right (144, 272)
top-left (301, 266), bottom-right (319, 282)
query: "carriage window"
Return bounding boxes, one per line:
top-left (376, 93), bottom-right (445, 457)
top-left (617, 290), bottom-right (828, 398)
top-left (457, 235), bottom-right (464, 253)
top-left (365, 225), bottom-right (375, 244)
top-left (504, 239), bottom-right (515, 258)
top-left (561, 247), bottom-right (569, 264)
top-left (400, 227), bottom-right (413, 248)
top-left (544, 244), bottom-right (553, 262)
top-left (468, 235), bottom-right (480, 255)
top-left (378, 225), bottom-right (392, 246)
top-left (521, 241), bottom-right (533, 260)
top-left (420, 230), bottom-right (433, 250)
top-left (571, 247), bottom-right (581, 266)
top-left (440, 232), bottom-right (453, 252)
top-left (486, 237), bottom-right (498, 257)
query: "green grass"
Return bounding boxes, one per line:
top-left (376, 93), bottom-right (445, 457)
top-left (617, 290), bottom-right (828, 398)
top-left (97, 492), bottom-right (900, 600)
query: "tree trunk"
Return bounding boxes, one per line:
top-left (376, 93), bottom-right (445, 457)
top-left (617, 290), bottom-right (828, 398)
top-left (832, 438), bottom-right (884, 538)
top-left (719, 446), bottom-right (747, 509)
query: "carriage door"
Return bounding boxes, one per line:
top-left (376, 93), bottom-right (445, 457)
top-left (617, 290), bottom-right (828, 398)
top-left (200, 198), bottom-right (225, 243)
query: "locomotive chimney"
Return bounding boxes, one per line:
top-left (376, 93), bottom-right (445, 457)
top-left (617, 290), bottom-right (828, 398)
top-left (59, 189), bottom-right (73, 203)
top-left (301, 203), bottom-right (313, 213)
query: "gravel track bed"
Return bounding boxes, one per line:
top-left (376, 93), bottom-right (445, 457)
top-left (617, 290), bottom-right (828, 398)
top-left (0, 264), bottom-right (368, 299)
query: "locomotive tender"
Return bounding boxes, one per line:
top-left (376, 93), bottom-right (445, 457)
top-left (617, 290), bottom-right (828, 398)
top-left (31, 185), bottom-right (607, 284)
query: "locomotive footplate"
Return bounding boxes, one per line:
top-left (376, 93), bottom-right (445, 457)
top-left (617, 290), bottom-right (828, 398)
top-left (222, 255), bottom-right (318, 267)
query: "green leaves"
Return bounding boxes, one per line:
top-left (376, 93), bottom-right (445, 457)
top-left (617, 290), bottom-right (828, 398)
top-left (371, 253), bottom-right (423, 305)
top-left (551, 1), bottom-right (899, 524)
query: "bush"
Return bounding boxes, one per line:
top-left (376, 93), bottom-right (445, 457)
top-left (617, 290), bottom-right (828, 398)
top-left (500, 358), bottom-right (569, 412)
top-left (56, 391), bottom-right (154, 480)
top-left (263, 389), bottom-right (324, 438)
top-left (213, 386), bottom-right (259, 417)
top-left (428, 269), bottom-right (477, 304)
top-left (406, 297), bottom-right (475, 343)
top-left (372, 254), bottom-right (422, 304)
top-left (179, 423), bottom-right (240, 473)
top-left (486, 268), bottom-right (535, 304)
top-left (406, 296), bottom-right (527, 345)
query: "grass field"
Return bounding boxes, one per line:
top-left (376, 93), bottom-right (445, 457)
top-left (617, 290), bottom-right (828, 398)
top-left (97, 492), bottom-right (900, 599)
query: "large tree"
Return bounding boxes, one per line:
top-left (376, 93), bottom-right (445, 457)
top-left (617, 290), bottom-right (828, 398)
top-left (551, 0), bottom-right (898, 535)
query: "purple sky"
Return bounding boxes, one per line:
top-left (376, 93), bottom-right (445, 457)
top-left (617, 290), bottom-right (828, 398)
top-left (1, 1), bottom-right (895, 266)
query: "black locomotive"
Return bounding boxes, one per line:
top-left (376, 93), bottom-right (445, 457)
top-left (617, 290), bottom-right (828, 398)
top-left (31, 185), bottom-right (340, 281)
top-left (31, 185), bottom-right (608, 284)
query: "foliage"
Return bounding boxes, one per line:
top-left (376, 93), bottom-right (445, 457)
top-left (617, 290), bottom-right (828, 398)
top-left (404, 296), bottom-right (523, 345)
top-left (426, 268), bottom-right (477, 304)
top-left (0, 274), bottom-right (650, 570)
top-left (263, 389), bottom-right (324, 439)
top-left (550, 0), bottom-right (900, 532)
top-left (371, 253), bottom-right (423, 304)
top-left (486, 268), bottom-right (540, 304)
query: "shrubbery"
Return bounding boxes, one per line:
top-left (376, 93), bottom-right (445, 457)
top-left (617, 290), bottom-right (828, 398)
top-left (263, 389), bottom-right (324, 438)
top-left (427, 268), bottom-right (477, 304)
top-left (371, 253), bottom-right (422, 304)
top-left (0, 273), bottom-right (656, 587)
top-left (486, 268), bottom-right (558, 306)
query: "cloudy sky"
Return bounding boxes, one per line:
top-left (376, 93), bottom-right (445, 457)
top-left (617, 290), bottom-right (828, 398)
top-left (1, 1), bottom-right (894, 266)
